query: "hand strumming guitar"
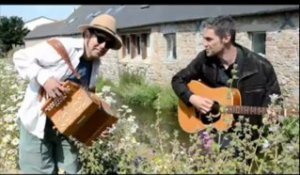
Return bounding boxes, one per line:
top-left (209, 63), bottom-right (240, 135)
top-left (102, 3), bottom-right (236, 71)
top-left (189, 94), bottom-right (214, 114)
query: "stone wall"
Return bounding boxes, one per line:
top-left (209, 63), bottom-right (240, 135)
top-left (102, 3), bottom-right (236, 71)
top-left (235, 12), bottom-right (299, 110)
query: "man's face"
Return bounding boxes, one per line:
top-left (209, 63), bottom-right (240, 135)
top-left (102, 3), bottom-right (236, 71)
top-left (203, 28), bottom-right (226, 57)
top-left (84, 29), bottom-right (114, 60)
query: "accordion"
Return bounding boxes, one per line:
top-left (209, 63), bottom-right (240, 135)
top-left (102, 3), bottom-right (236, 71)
top-left (41, 80), bottom-right (118, 146)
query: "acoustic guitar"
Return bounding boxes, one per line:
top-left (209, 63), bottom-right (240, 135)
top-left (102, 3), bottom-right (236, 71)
top-left (178, 80), bottom-right (281, 133)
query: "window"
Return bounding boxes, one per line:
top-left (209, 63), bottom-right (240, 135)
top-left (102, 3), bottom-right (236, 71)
top-left (121, 33), bottom-right (149, 59)
top-left (164, 33), bottom-right (176, 60)
top-left (126, 37), bottom-right (130, 55)
top-left (250, 32), bottom-right (266, 55)
top-left (136, 35), bottom-right (141, 55)
top-left (130, 35), bottom-right (137, 59)
top-left (141, 34), bottom-right (148, 59)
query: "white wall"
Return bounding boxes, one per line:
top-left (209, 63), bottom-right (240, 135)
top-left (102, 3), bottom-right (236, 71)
top-left (25, 17), bottom-right (55, 31)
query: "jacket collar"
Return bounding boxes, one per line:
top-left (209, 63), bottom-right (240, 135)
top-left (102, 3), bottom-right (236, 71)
top-left (234, 43), bottom-right (259, 80)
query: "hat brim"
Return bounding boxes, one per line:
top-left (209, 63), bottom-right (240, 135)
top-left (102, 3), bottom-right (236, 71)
top-left (78, 24), bottom-right (122, 50)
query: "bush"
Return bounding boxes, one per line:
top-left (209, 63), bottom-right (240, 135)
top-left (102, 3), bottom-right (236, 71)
top-left (73, 87), bottom-right (299, 174)
top-left (153, 86), bottom-right (178, 112)
top-left (97, 70), bottom-right (177, 112)
top-left (95, 76), bottom-right (115, 92)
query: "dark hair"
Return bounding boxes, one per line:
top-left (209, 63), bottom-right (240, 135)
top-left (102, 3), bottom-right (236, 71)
top-left (203, 15), bottom-right (236, 43)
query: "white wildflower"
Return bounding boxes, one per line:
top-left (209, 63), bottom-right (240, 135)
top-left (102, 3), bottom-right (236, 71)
top-left (4, 106), bottom-right (17, 114)
top-left (95, 92), bottom-right (103, 98)
top-left (269, 94), bottom-right (280, 104)
top-left (58, 168), bottom-right (65, 174)
top-left (0, 151), bottom-right (5, 158)
top-left (4, 65), bottom-right (13, 71)
top-left (102, 86), bottom-right (111, 93)
top-left (11, 138), bottom-right (19, 146)
top-left (117, 108), bottom-right (124, 112)
top-left (262, 139), bottom-right (270, 149)
top-left (3, 115), bottom-right (14, 123)
top-left (6, 124), bottom-right (14, 131)
top-left (126, 108), bottom-right (132, 113)
top-left (2, 135), bottom-right (11, 144)
top-left (287, 144), bottom-right (294, 152)
top-left (131, 137), bottom-right (138, 144)
top-left (130, 123), bottom-right (138, 134)
top-left (11, 84), bottom-right (18, 90)
top-left (127, 115), bottom-right (136, 122)
top-left (120, 138), bottom-right (125, 142)
top-left (269, 125), bottom-right (279, 132)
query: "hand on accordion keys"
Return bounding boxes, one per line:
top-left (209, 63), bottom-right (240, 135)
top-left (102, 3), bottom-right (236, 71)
top-left (41, 80), bottom-right (119, 146)
top-left (44, 87), bottom-right (72, 113)
top-left (43, 77), bottom-right (69, 99)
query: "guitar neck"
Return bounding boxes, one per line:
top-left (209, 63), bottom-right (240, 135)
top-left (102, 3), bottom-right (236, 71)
top-left (226, 106), bottom-right (268, 115)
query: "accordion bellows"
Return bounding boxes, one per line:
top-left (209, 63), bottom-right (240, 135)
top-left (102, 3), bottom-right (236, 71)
top-left (41, 80), bottom-right (118, 146)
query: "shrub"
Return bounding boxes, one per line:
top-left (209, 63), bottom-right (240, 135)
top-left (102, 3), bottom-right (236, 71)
top-left (73, 87), bottom-right (299, 174)
top-left (153, 86), bottom-right (178, 112)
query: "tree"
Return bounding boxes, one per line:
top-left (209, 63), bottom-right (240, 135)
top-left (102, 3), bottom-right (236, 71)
top-left (0, 16), bottom-right (30, 56)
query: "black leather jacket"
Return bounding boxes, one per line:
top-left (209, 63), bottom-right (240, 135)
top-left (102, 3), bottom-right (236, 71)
top-left (171, 43), bottom-right (281, 127)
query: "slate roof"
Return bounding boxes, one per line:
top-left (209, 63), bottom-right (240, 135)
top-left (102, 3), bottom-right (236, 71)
top-left (25, 5), bottom-right (299, 39)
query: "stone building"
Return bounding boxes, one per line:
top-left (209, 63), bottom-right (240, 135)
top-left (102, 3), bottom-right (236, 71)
top-left (25, 5), bottom-right (299, 109)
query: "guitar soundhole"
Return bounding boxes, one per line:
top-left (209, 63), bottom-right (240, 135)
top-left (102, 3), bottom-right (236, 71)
top-left (196, 111), bottom-right (221, 124)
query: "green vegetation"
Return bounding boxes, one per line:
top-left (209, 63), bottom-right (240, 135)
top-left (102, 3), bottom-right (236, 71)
top-left (96, 70), bottom-right (178, 112)
top-left (0, 58), bottom-right (299, 174)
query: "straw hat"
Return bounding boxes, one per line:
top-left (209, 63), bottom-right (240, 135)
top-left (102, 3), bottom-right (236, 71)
top-left (78, 14), bottom-right (122, 50)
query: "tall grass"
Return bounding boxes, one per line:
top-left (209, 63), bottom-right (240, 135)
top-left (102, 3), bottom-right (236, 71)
top-left (96, 70), bottom-right (178, 112)
top-left (74, 88), bottom-right (299, 174)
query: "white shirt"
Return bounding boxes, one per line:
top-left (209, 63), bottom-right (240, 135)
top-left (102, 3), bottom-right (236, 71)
top-left (13, 37), bottom-right (101, 139)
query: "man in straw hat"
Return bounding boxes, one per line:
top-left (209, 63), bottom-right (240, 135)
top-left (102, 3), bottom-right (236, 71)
top-left (13, 14), bottom-right (122, 174)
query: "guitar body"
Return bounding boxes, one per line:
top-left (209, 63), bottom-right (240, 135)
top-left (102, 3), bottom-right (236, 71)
top-left (178, 80), bottom-right (242, 133)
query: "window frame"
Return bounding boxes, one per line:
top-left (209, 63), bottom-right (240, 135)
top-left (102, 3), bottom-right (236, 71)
top-left (164, 33), bottom-right (177, 60)
top-left (121, 32), bottom-right (150, 60)
top-left (250, 31), bottom-right (266, 55)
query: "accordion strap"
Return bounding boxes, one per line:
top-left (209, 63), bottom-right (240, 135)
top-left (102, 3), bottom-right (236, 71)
top-left (47, 38), bottom-right (81, 79)
top-left (38, 38), bottom-right (81, 101)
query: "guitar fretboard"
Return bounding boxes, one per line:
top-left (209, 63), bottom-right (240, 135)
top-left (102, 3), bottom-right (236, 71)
top-left (226, 106), bottom-right (267, 115)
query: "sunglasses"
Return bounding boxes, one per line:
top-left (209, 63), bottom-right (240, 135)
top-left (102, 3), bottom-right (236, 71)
top-left (90, 29), bottom-right (114, 49)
